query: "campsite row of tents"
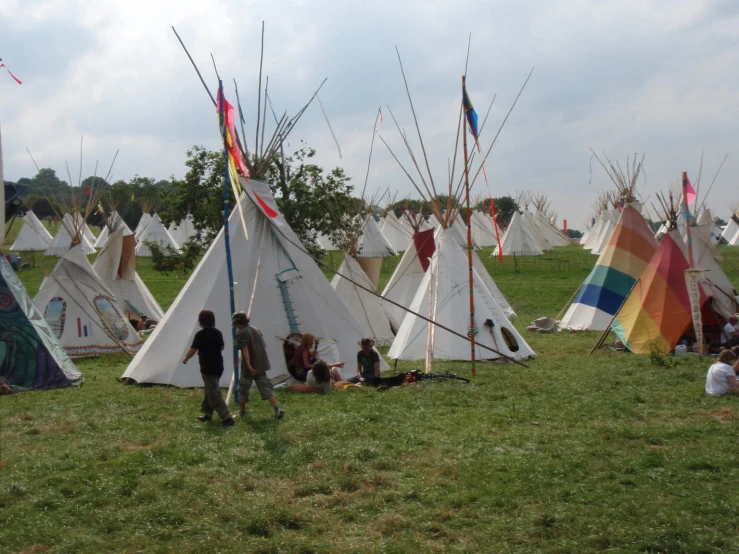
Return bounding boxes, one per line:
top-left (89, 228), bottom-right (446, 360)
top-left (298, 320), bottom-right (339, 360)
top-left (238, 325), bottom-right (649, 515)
top-left (3, 180), bottom-right (536, 392)
top-left (10, 210), bottom-right (195, 257)
top-left (562, 202), bottom-right (738, 354)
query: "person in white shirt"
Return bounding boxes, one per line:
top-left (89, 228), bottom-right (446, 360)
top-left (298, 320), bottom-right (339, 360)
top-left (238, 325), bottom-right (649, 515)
top-left (720, 315), bottom-right (739, 347)
top-left (705, 349), bottom-right (739, 396)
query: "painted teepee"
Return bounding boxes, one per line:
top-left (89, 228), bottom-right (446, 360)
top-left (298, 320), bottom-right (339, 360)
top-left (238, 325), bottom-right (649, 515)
top-left (0, 253), bottom-right (83, 390)
top-left (11, 209), bottom-right (53, 251)
top-left (560, 205), bottom-right (658, 330)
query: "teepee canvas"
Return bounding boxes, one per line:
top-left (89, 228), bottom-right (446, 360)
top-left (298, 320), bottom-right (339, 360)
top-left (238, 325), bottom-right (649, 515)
top-left (380, 211), bottom-right (412, 252)
top-left (135, 214), bottom-right (180, 256)
top-left (33, 245), bottom-right (143, 357)
top-left (93, 227), bottom-right (164, 321)
top-left (0, 253), bottom-right (83, 390)
top-left (561, 205), bottom-right (659, 330)
top-left (493, 211), bottom-right (543, 256)
top-left (331, 254), bottom-right (394, 346)
top-left (471, 210), bottom-right (497, 247)
top-left (168, 215), bottom-right (196, 247)
top-left (11, 211), bottom-right (53, 251)
top-left (121, 179), bottom-right (386, 387)
top-left (94, 225), bottom-right (109, 249)
top-left (46, 213), bottom-right (96, 256)
top-left (388, 229), bottom-right (534, 362)
top-left (382, 228), bottom-right (436, 332)
top-left (355, 215), bottom-right (396, 287)
top-left (611, 230), bottom-right (715, 354)
top-left (721, 214), bottom-right (739, 245)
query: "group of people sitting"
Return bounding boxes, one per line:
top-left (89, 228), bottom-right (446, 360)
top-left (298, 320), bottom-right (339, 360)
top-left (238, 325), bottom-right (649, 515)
top-left (287, 334), bottom-right (381, 394)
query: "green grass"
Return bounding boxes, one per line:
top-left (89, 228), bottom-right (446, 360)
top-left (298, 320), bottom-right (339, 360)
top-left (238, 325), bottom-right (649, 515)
top-left (3, 232), bottom-right (739, 552)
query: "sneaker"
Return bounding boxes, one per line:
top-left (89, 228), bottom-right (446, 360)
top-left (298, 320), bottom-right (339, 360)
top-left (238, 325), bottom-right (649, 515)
top-left (222, 418), bottom-right (235, 427)
top-left (274, 408), bottom-right (285, 420)
top-left (197, 415), bottom-right (212, 423)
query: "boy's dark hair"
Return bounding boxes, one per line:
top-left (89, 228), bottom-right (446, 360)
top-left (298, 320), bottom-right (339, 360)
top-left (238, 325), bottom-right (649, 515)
top-left (199, 310), bottom-right (216, 328)
top-left (232, 311), bottom-right (249, 326)
top-left (312, 360), bottom-right (331, 384)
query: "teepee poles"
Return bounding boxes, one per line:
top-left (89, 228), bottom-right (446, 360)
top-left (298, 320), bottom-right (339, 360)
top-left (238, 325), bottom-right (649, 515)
top-left (462, 75), bottom-right (476, 376)
top-left (218, 80), bottom-right (240, 404)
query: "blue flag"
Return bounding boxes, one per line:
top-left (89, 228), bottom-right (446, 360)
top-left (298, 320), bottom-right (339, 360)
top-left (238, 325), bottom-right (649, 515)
top-left (462, 80), bottom-right (479, 139)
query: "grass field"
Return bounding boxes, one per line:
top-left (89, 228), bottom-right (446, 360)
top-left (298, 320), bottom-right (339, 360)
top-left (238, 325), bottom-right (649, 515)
top-left (3, 221), bottom-right (739, 553)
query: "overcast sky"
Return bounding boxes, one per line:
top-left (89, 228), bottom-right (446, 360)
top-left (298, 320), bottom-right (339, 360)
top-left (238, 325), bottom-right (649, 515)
top-left (1, 0), bottom-right (738, 229)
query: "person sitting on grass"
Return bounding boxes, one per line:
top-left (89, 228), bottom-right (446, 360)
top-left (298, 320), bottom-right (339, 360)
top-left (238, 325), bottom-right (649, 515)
top-left (705, 349), bottom-right (739, 396)
top-left (182, 309), bottom-right (235, 426)
top-left (293, 333), bottom-right (345, 381)
top-left (288, 360), bottom-right (349, 394)
top-left (721, 316), bottom-right (739, 348)
top-left (232, 311), bottom-right (284, 420)
top-left (353, 338), bottom-right (381, 385)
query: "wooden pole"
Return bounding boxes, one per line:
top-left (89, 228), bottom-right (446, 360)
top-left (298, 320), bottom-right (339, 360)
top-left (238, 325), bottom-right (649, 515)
top-left (462, 75), bottom-right (476, 376)
top-left (218, 81), bottom-right (240, 404)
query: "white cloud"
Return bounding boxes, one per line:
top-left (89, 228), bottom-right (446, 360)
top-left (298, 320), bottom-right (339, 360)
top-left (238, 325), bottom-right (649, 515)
top-left (1, 0), bottom-right (738, 228)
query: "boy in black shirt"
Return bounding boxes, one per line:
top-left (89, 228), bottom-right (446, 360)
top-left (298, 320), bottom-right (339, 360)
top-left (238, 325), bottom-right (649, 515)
top-left (183, 309), bottom-right (234, 426)
top-left (356, 338), bottom-right (381, 384)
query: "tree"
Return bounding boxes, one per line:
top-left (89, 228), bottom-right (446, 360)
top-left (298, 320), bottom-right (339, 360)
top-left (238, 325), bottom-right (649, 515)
top-left (158, 146), bottom-right (231, 244)
top-left (270, 146), bottom-right (355, 258)
top-left (566, 229), bottom-right (583, 239)
top-left (474, 195), bottom-right (518, 227)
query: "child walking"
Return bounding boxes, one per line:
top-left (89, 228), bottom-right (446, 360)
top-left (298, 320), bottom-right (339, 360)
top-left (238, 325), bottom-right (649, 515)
top-left (232, 311), bottom-right (284, 420)
top-left (183, 309), bottom-right (235, 426)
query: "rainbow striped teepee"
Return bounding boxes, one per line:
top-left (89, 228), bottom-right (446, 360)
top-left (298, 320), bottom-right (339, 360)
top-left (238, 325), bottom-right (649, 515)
top-left (611, 230), bottom-right (710, 354)
top-left (561, 205), bottom-right (658, 330)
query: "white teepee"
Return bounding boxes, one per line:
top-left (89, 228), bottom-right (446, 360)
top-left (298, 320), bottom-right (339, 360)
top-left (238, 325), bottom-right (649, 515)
top-left (355, 215), bottom-right (396, 288)
top-left (315, 231), bottom-right (339, 251)
top-left (381, 228), bottom-right (435, 332)
top-left (94, 225), bottom-right (109, 249)
top-left (471, 210), bottom-right (497, 247)
top-left (135, 214), bottom-right (180, 256)
top-left (168, 215), bottom-right (197, 247)
top-left (388, 229), bottom-right (534, 362)
top-left (11, 211), bottom-right (53, 251)
top-left (134, 212), bottom-right (152, 239)
top-left (93, 226), bottom-right (164, 321)
top-left (379, 211), bottom-right (413, 252)
top-left (46, 213), bottom-right (96, 256)
top-left (331, 254), bottom-right (395, 346)
top-left (121, 179), bottom-right (387, 387)
top-left (33, 244), bottom-right (143, 357)
top-left (493, 211), bottom-right (543, 256)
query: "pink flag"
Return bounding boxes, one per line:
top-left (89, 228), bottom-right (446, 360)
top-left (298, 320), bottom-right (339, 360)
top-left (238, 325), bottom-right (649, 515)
top-left (685, 176), bottom-right (697, 206)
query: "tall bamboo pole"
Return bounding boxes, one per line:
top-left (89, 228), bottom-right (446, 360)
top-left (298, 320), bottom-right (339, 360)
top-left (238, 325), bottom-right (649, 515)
top-left (218, 80), bottom-right (240, 404)
top-left (462, 76), bottom-right (476, 376)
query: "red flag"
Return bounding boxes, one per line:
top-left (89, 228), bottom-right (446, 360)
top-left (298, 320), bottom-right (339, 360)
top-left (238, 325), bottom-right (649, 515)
top-left (488, 198), bottom-right (504, 262)
top-left (85, 186), bottom-right (90, 196)
top-left (685, 176), bottom-right (697, 206)
top-left (0, 60), bottom-right (22, 85)
top-left (216, 90), bottom-right (249, 178)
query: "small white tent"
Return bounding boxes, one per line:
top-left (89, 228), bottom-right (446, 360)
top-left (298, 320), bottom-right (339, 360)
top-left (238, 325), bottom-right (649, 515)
top-left (135, 214), bottom-right (180, 256)
top-left (168, 215), bottom-right (197, 247)
top-left (46, 213), bottom-right (96, 256)
top-left (379, 211), bottom-right (412, 252)
top-left (355, 215), bottom-right (396, 287)
top-left (471, 211), bottom-right (497, 247)
top-left (134, 212), bottom-right (152, 240)
top-left (94, 226), bottom-right (109, 249)
top-left (331, 255), bottom-right (395, 346)
top-left (11, 211), bottom-right (53, 251)
top-left (33, 245), bottom-right (143, 357)
top-left (493, 211), bottom-right (543, 256)
top-left (315, 231), bottom-right (339, 251)
top-left (121, 179), bottom-right (386, 387)
top-left (388, 229), bottom-right (534, 362)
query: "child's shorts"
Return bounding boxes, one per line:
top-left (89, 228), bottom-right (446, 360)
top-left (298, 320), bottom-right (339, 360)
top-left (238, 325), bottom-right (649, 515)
top-left (239, 371), bottom-right (274, 401)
